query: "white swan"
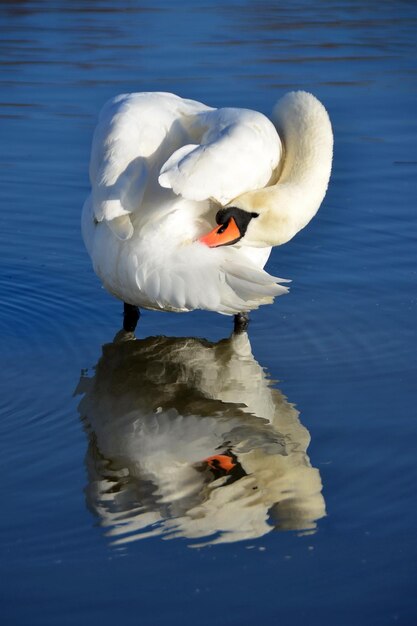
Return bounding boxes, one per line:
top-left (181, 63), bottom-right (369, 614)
top-left (76, 331), bottom-right (325, 546)
top-left (82, 91), bottom-right (333, 328)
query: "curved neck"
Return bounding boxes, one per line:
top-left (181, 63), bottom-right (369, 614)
top-left (234, 92), bottom-right (333, 247)
top-left (272, 91), bottom-right (333, 233)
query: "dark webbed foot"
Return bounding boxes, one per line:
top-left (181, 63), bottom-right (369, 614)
top-left (123, 303), bottom-right (140, 332)
top-left (234, 312), bottom-right (249, 334)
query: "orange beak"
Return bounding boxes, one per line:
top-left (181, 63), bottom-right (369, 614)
top-left (203, 454), bottom-right (236, 472)
top-left (199, 217), bottom-right (241, 248)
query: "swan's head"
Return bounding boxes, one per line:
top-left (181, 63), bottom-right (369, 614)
top-left (198, 206), bottom-right (260, 248)
top-left (198, 189), bottom-right (295, 249)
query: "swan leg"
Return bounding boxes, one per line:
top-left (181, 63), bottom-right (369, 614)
top-left (123, 303), bottom-right (140, 332)
top-left (233, 312), bottom-right (249, 334)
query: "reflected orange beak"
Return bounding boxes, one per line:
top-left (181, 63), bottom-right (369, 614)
top-left (199, 217), bottom-right (241, 248)
top-left (203, 454), bottom-right (236, 472)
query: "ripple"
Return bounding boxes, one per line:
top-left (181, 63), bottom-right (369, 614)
top-left (0, 267), bottom-right (107, 358)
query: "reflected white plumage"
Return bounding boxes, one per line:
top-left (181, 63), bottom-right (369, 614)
top-left (77, 331), bottom-right (325, 545)
top-left (82, 91), bottom-right (333, 318)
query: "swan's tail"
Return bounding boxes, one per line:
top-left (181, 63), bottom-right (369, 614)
top-left (134, 241), bottom-right (289, 314)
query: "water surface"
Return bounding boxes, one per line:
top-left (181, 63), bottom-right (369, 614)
top-left (1, 1), bottom-right (416, 624)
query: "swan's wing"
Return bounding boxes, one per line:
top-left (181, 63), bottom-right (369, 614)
top-left (88, 92), bottom-right (211, 239)
top-left (89, 94), bottom-right (151, 234)
top-left (158, 108), bottom-right (282, 205)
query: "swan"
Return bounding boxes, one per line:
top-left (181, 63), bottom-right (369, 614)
top-left (76, 330), bottom-right (325, 546)
top-left (82, 91), bottom-right (333, 330)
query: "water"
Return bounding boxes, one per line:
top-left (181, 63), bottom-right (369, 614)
top-left (1, 1), bottom-right (416, 624)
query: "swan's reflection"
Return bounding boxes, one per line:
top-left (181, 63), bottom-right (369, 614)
top-left (77, 331), bottom-right (325, 546)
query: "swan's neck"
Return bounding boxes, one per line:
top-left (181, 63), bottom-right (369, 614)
top-left (276, 91), bottom-right (332, 192)
top-left (235, 92), bottom-right (333, 247)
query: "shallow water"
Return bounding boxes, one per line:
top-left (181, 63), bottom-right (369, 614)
top-left (1, 1), bottom-right (416, 624)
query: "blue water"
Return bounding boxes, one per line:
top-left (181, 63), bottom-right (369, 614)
top-left (1, 1), bottom-right (416, 624)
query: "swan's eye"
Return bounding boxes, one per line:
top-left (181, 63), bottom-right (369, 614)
top-left (217, 219), bottom-right (230, 235)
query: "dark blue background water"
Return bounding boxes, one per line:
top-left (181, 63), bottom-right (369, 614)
top-left (1, 1), bottom-right (416, 624)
